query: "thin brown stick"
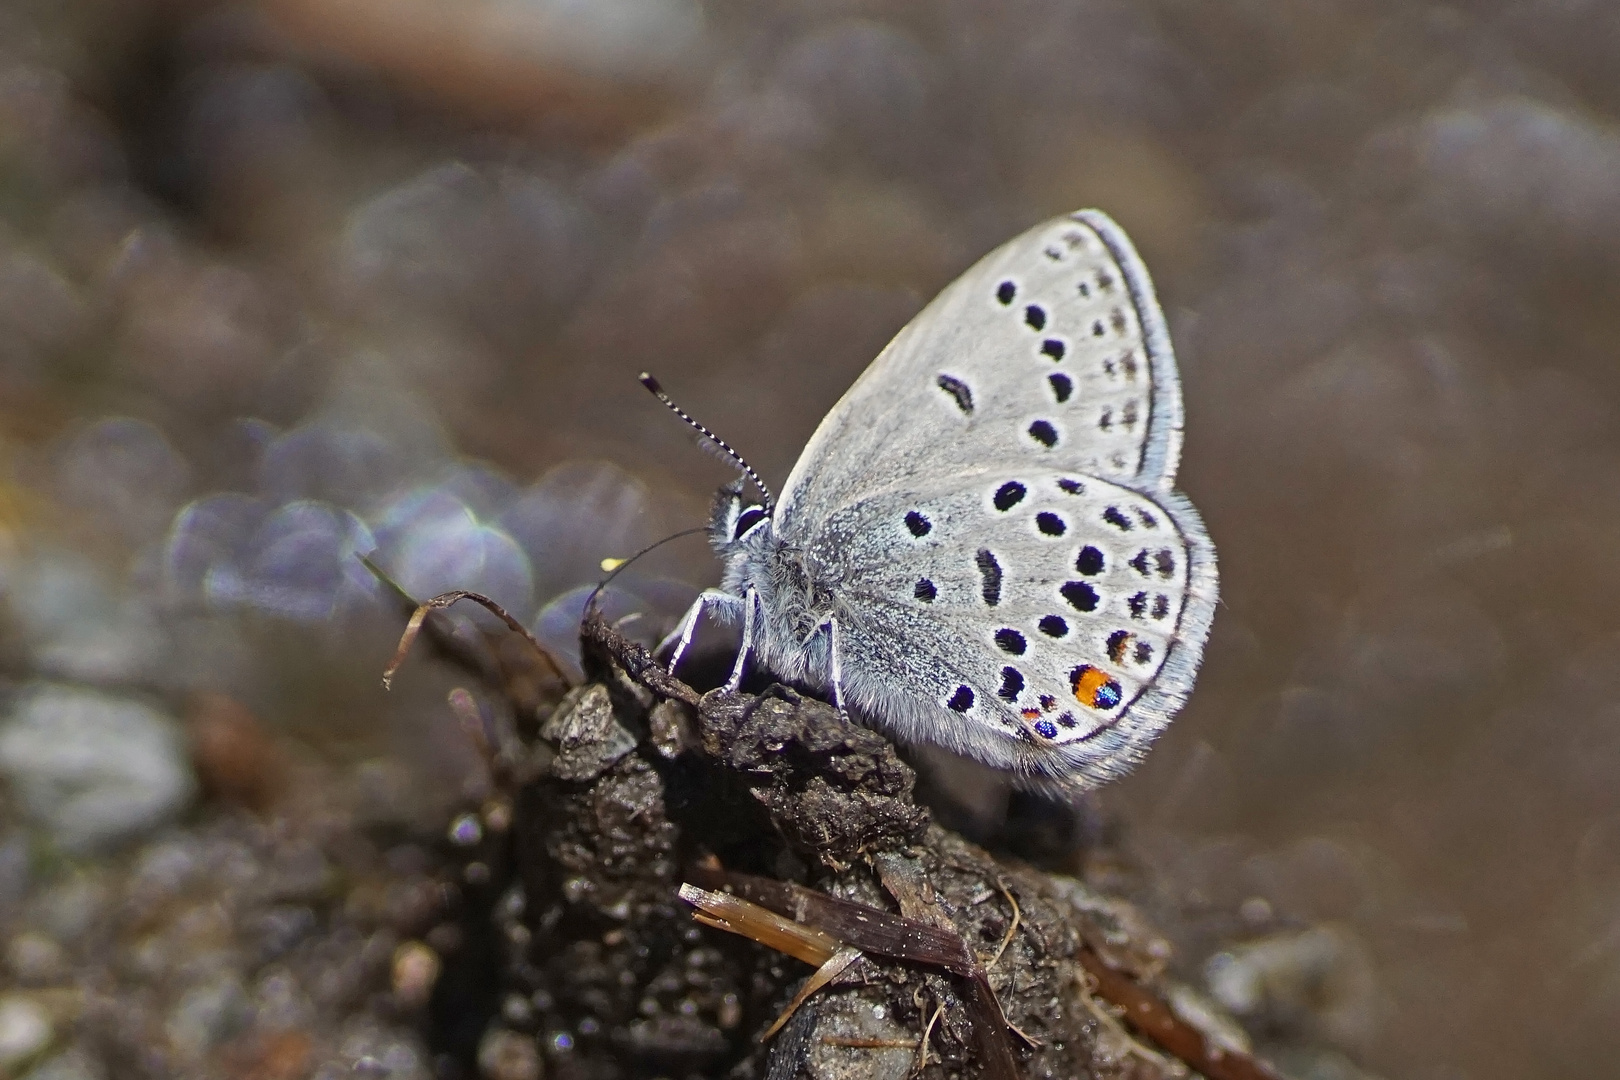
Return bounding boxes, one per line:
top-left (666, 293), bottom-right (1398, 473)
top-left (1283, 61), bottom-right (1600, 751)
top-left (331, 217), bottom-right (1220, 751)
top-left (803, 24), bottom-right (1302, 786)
top-left (1077, 946), bottom-right (1284, 1080)
top-left (822, 1036), bottom-right (919, 1049)
top-left (381, 589), bottom-right (567, 689)
top-left (761, 945), bottom-right (863, 1041)
top-left (680, 884), bottom-right (841, 966)
top-left (914, 1000), bottom-right (944, 1075)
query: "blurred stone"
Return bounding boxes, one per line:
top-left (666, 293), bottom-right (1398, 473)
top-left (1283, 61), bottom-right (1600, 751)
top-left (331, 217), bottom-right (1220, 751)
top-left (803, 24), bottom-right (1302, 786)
top-left (256, 422), bottom-right (410, 509)
top-left (264, 0), bottom-right (703, 136)
top-left (112, 256), bottom-right (301, 414)
top-left (391, 941), bottom-right (441, 1009)
top-left (6, 933), bottom-right (65, 986)
top-left (342, 164), bottom-right (599, 348)
top-left (223, 1030), bottom-right (311, 1080)
top-left (0, 63), bottom-right (124, 187)
top-left (773, 20), bottom-right (938, 173)
top-left (165, 972), bottom-right (250, 1061)
top-left (19, 1046), bottom-right (106, 1080)
top-left (1393, 96), bottom-right (1620, 259)
top-left (28, 875), bottom-right (108, 945)
top-left (1205, 925), bottom-right (1380, 1051)
top-left (52, 418), bottom-right (191, 544)
top-left (0, 833), bottom-right (29, 918)
top-left (0, 994), bottom-right (53, 1071)
top-left (0, 685), bottom-right (197, 853)
top-left (201, 500), bottom-right (379, 622)
top-left (333, 1021), bottom-right (431, 1080)
top-left (499, 460), bottom-right (663, 603)
top-left (0, 242), bottom-right (88, 363)
top-left (1, 554), bottom-right (170, 685)
top-left (532, 578), bottom-right (694, 684)
top-left (386, 508), bottom-right (534, 622)
top-left (477, 1027), bottom-right (542, 1080)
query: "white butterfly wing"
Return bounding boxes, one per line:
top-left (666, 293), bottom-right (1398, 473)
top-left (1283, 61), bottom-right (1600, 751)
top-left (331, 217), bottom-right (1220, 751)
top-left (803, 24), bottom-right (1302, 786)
top-left (776, 210), bottom-right (1185, 534)
top-left (802, 468), bottom-right (1215, 786)
top-left (764, 209), bottom-right (1214, 787)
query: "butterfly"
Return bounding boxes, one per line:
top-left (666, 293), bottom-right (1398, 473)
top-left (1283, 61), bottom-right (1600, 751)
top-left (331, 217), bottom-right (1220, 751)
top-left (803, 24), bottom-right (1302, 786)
top-left (651, 210), bottom-right (1217, 791)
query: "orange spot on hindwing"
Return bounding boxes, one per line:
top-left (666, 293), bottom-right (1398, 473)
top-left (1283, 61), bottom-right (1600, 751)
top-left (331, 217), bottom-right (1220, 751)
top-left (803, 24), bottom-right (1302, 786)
top-left (1070, 665), bottom-right (1123, 710)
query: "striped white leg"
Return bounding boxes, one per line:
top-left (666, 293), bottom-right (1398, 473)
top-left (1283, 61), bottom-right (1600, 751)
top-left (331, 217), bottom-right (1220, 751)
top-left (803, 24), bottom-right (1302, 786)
top-left (722, 587), bottom-right (758, 692)
top-left (659, 589), bottom-right (746, 675)
top-left (827, 616), bottom-right (849, 721)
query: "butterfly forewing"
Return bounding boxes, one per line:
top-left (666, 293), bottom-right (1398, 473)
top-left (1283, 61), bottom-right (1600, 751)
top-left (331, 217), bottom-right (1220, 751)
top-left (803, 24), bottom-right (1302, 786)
top-left (776, 211), bottom-right (1184, 537)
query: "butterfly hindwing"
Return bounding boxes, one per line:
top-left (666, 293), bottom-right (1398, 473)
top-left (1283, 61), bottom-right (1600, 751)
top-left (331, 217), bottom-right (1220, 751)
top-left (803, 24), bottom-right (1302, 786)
top-left (804, 467), bottom-right (1216, 783)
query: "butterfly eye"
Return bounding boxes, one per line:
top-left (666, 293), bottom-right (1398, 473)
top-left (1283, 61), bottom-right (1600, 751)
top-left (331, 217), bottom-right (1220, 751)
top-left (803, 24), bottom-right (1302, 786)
top-left (733, 506), bottom-right (768, 540)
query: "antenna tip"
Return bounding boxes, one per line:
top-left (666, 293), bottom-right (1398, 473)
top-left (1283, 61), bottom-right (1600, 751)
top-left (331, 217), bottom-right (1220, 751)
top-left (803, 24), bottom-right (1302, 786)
top-left (639, 373), bottom-right (662, 393)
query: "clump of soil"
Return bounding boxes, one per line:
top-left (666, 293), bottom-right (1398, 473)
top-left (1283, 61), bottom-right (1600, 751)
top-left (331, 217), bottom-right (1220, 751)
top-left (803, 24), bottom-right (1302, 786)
top-left (444, 618), bottom-right (1243, 1080)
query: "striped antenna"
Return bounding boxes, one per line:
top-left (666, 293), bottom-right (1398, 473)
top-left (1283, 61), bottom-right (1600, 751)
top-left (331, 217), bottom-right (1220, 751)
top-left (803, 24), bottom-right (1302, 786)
top-left (640, 373), bottom-right (775, 511)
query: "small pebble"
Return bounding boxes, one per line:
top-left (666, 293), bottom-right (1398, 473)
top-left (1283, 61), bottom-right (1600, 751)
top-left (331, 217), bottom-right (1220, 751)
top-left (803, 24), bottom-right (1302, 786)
top-left (0, 684), bottom-right (197, 853)
top-left (0, 994), bottom-right (53, 1070)
top-left (448, 813), bottom-right (483, 847)
top-left (6, 933), bottom-right (65, 985)
top-left (164, 973), bottom-right (248, 1061)
top-left (392, 941), bottom-right (442, 1009)
top-left (19, 1046), bottom-right (105, 1080)
top-left (477, 1027), bottom-right (542, 1080)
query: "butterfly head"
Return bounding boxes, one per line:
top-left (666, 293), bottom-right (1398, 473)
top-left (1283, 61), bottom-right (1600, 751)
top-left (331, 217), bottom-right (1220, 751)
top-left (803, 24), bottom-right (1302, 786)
top-left (709, 481), bottom-right (774, 556)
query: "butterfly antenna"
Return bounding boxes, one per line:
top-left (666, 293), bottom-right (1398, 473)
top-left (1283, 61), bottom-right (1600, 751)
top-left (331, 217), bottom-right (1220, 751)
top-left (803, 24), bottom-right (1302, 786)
top-left (640, 373), bottom-right (775, 511)
top-left (584, 525), bottom-right (709, 617)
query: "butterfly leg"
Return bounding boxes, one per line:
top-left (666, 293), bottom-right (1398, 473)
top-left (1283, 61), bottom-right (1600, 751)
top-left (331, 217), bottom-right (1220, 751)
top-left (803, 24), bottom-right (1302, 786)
top-left (826, 616), bottom-right (850, 722)
top-left (721, 587), bottom-right (759, 692)
top-left (659, 589), bottom-right (746, 675)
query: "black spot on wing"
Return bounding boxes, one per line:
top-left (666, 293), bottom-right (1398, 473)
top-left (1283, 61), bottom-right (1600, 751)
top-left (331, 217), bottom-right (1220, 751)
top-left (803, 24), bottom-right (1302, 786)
top-left (1036, 512), bottom-right (1067, 536)
top-left (994, 628), bottom-right (1026, 655)
top-left (936, 373), bottom-right (973, 414)
top-left (1025, 305), bottom-right (1047, 330)
top-left (1060, 581), bottom-right (1099, 612)
top-left (914, 578), bottom-right (936, 602)
top-left (1076, 546), bottom-right (1105, 575)
top-left (1028, 420), bottom-right (1058, 448)
top-left (1106, 629), bottom-right (1130, 662)
top-left (1039, 615), bottom-right (1069, 638)
top-left (1040, 339), bottom-right (1066, 361)
top-left (993, 482), bottom-right (1025, 511)
top-left (905, 511), bottom-right (931, 537)
top-left (948, 685), bottom-right (975, 712)
top-left (976, 549), bottom-right (1003, 606)
top-left (998, 667), bottom-right (1024, 701)
top-left (1048, 373), bottom-right (1072, 402)
top-left (996, 280), bottom-right (1016, 304)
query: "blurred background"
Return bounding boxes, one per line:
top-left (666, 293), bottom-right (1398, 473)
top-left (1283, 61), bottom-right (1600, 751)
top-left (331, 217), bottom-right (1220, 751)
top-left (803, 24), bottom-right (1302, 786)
top-left (0, 0), bottom-right (1618, 1078)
